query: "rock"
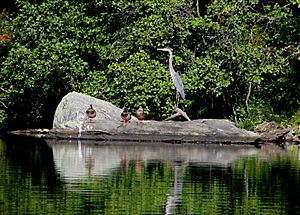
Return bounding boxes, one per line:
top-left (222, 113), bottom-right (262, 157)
top-left (254, 121), bottom-right (278, 133)
top-left (53, 91), bottom-right (137, 129)
top-left (30, 92), bottom-right (261, 144)
top-left (258, 125), bottom-right (300, 143)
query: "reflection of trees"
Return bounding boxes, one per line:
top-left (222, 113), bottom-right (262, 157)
top-left (0, 135), bottom-right (65, 214)
top-left (1, 137), bottom-right (300, 215)
top-left (231, 150), bottom-right (300, 215)
top-left (1, 134), bottom-right (61, 187)
top-left (181, 164), bottom-right (235, 214)
top-left (173, 146), bottom-right (300, 214)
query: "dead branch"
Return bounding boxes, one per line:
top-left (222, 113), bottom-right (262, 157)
top-left (164, 108), bottom-right (191, 121)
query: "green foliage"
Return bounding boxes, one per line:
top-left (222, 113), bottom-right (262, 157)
top-left (233, 101), bottom-right (300, 130)
top-left (232, 101), bottom-right (280, 130)
top-left (0, 0), bottom-right (98, 129)
top-left (0, 0), bottom-right (299, 130)
top-left (188, 0), bottom-right (299, 120)
top-left (82, 50), bottom-right (175, 119)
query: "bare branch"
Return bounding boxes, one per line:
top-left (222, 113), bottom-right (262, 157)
top-left (164, 108), bottom-right (191, 121)
top-left (0, 87), bottom-right (12, 93)
top-left (0, 100), bottom-right (8, 109)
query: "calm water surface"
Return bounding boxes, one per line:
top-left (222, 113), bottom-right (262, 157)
top-left (0, 134), bottom-right (300, 215)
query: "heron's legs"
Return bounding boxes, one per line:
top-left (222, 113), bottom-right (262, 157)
top-left (175, 91), bottom-right (179, 108)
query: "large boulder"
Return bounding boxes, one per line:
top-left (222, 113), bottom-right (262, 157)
top-left (53, 91), bottom-right (137, 129)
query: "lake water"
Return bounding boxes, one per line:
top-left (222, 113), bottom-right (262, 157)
top-left (0, 134), bottom-right (300, 215)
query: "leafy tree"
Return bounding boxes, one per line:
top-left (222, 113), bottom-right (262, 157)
top-left (0, 0), bottom-right (299, 130)
top-left (0, 0), bottom-right (100, 129)
top-left (183, 0), bottom-right (300, 125)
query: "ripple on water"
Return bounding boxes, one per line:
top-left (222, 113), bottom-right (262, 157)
top-left (1, 137), bottom-right (300, 215)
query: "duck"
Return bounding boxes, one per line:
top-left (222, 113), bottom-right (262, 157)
top-left (121, 110), bottom-right (131, 123)
top-left (86, 104), bottom-right (96, 121)
top-left (136, 106), bottom-right (145, 121)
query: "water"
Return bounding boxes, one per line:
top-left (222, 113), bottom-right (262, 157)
top-left (0, 134), bottom-right (300, 215)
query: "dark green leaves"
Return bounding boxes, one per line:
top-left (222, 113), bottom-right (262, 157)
top-left (0, 0), bottom-right (299, 130)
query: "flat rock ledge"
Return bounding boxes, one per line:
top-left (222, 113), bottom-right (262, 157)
top-left (11, 92), bottom-right (261, 144)
top-left (48, 119), bottom-right (260, 144)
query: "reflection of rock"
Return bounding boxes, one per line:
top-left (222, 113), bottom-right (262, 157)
top-left (47, 140), bottom-right (259, 180)
top-left (257, 143), bottom-right (287, 160)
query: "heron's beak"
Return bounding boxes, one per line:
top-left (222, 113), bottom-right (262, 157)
top-left (157, 48), bottom-right (170, 52)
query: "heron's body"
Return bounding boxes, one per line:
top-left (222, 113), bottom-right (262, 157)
top-left (157, 48), bottom-right (185, 101)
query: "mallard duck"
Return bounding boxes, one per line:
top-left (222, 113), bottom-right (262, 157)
top-left (86, 104), bottom-right (96, 121)
top-left (136, 106), bottom-right (145, 121)
top-left (121, 110), bottom-right (131, 123)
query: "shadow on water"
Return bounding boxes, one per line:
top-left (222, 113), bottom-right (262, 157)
top-left (1, 134), bottom-right (62, 187)
top-left (1, 134), bottom-right (300, 214)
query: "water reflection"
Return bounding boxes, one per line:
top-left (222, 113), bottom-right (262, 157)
top-left (48, 140), bottom-right (260, 214)
top-left (165, 162), bottom-right (186, 215)
top-left (0, 135), bottom-right (300, 215)
top-left (47, 140), bottom-right (259, 180)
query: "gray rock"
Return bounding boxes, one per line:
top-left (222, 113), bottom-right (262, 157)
top-left (53, 91), bottom-right (137, 129)
top-left (254, 121), bottom-right (278, 133)
top-left (49, 92), bottom-right (260, 143)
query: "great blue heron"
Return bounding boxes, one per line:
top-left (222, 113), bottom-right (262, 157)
top-left (157, 48), bottom-right (185, 107)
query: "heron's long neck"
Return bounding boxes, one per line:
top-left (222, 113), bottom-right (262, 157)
top-left (168, 52), bottom-right (174, 71)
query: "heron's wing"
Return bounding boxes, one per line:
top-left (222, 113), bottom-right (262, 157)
top-left (172, 73), bottom-right (185, 99)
